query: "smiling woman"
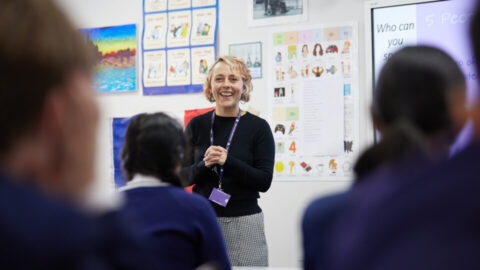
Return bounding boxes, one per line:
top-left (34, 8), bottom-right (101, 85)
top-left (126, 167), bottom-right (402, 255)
top-left (183, 56), bottom-right (275, 267)
top-left (208, 61), bottom-right (245, 116)
top-left (203, 56), bottom-right (253, 115)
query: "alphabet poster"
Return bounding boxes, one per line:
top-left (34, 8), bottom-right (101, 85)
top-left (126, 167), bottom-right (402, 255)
top-left (268, 23), bottom-right (359, 180)
top-left (142, 0), bottom-right (218, 95)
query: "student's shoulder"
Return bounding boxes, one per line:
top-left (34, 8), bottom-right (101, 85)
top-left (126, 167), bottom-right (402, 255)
top-left (303, 191), bottom-right (351, 228)
top-left (0, 179), bottom-right (96, 248)
top-left (171, 188), bottom-right (217, 219)
top-left (0, 179), bottom-right (88, 223)
top-left (169, 187), bottom-right (212, 210)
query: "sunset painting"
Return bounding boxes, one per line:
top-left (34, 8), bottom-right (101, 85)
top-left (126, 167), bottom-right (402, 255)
top-left (81, 24), bottom-right (137, 93)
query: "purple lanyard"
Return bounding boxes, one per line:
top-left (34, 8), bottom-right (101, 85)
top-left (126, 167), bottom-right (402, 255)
top-left (210, 109), bottom-right (241, 189)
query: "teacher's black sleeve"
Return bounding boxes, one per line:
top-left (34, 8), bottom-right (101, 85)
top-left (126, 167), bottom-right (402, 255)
top-left (224, 120), bottom-right (275, 192)
top-left (182, 120), bottom-right (212, 186)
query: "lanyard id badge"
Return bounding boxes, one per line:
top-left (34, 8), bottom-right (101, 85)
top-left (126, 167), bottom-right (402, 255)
top-left (209, 188), bottom-right (231, 207)
top-left (208, 109), bottom-right (241, 207)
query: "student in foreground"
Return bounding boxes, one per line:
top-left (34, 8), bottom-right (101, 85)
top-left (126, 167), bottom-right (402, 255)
top-left (318, 7), bottom-right (480, 269)
top-left (302, 45), bottom-right (467, 270)
top-left (120, 112), bottom-right (231, 270)
top-left (0, 0), bottom-right (158, 268)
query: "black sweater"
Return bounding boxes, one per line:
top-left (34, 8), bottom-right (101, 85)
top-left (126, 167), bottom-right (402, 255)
top-left (184, 111), bottom-right (275, 217)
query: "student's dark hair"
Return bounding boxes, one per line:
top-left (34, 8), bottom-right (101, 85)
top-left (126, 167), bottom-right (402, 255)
top-left (313, 43), bottom-right (323, 56)
top-left (0, 0), bottom-right (97, 157)
top-left (355, 46), bottom-right (465, 180)
top-left (373, 46), bottom-right (465, 135)
top-left (121, 113), bottom-right (186, 187)
top-left (472, 2), bottom-right (480, 73)
top-left (354, 121), bottom-right (426, 179)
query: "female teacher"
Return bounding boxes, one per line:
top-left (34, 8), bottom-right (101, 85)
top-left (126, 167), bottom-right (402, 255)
top-left (185, 56), bottom-right (275, 266)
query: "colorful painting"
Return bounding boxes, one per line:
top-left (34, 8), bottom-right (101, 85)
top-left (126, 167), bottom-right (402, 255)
top-left (82, 24), bottom-right (137, 93)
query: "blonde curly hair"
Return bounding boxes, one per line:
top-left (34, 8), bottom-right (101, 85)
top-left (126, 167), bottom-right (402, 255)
top-left (203, 55), bottom-right (253, 102)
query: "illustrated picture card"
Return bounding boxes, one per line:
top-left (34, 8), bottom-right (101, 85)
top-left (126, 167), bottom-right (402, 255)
top-left (229, 42), bottom-right (262, 79)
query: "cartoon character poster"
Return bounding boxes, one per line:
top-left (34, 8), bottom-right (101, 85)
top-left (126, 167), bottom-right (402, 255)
top-left (192, 0), bottom-right (216, 7)
top-left (269, 23), bottom-right (359, 181)
top-left (191, 46), bottom-right (215, 85)
top-left (81, 24), bottom-right (137, 93)
top-left (142, 0), bottom-right (218, 95)
top-left (167, 49), bottom-right (191, 86)
top-left (145, 0), bottom-right (167, 13)
top-left (167, 11), bottom-right (192, 48)
top-left (143, 50), bottom-right (166, 87)
top-left (191, 8), bottom-right (217, 46)
top-left (144, 13), bottom-right (167, 50)
top-left (168, 0), bottom-right (191, 10)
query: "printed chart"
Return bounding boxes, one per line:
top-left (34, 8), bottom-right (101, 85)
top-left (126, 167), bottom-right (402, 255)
top-left (142, 0), bottom-right (218, 95)
top-left (269, 24), bottom-right (359, 180)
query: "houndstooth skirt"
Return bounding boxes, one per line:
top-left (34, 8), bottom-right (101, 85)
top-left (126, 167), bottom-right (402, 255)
top-left (217, 212), bottom-right (268, 267)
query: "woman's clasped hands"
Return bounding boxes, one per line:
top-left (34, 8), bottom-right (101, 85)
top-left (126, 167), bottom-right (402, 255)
top-left (204, 146), bottom-right (228, 167)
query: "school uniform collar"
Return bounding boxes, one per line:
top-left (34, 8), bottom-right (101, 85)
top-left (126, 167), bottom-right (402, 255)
top-left (118, 174), bottom-right (169, 192)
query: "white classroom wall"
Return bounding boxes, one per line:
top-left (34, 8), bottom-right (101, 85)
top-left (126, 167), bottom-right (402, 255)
top-left (55, 0), bottom-right (370, 267)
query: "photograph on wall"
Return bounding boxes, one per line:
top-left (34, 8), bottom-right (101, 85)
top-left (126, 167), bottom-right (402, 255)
top-left (144, 13), bottom-right (167, 50)
top-left (167, 11), bottom-right (192, 48)
top-left (168, 0), bottom-right (191, 10)
top-left (81, 24), bottom-right (137, 93)
top-left (144, 0), bottom-right (167, 13)
top-left (229, 42), bottom-right (262, 79)
top-left (191, 46), bottom-right (216, 84)
top-left (248, 0), bottom-right (308, 27)
top-left (193, 0), bottom-right (217, 7)
top-left (167, 49), bottom-right (191, 86)
top-left (144, 50), bottom-right (166, 87)
top-left (191, 8), bottom-right (217, 46)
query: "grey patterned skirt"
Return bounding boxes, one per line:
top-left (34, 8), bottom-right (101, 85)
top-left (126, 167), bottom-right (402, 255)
top-left (217, 212), bottom-right (268, 267)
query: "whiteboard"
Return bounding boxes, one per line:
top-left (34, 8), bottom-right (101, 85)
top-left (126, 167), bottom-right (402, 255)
top-left (364, 0), bottom-right (476, 148)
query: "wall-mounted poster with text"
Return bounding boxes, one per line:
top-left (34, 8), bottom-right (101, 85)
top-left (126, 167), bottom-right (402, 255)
top-left (142, 0), bottom-right (218, 95)
top-left (268, 23), bottom-right (359, 181)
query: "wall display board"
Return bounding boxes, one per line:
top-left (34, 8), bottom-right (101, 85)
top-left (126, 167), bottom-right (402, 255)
top-left (268, 23), bottom-right (359, 180)
top-left (184, 107), bottom-right (214, 128)
top-left (112, 117), bottom-right (131, 188)
top-left (142, 0), bottom-right (218, 95)
top-left (81, 24), bottom-right (137, 93)
top-left (366, 0), bottom-right (477, 151)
